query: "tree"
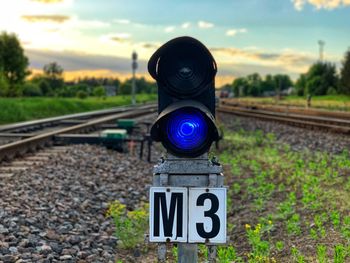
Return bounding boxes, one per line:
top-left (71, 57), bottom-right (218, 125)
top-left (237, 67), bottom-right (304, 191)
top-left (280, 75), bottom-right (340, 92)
top-left (295, 74), bottom-right (307, 96)
top-left (340, 49), bottom-right (350, 94)
top-left (76, 90), bottom-right (87, 99)
top-left (273, 74), bottom-right (293, 96)
top-left (22, 83), bottom-right (42, 96)
top-left (232, 77), bottom-right (248, 97)
top-left (93, 86), bottom-right (105, 98)
top-left (305, 62), bottom-right (338, 96)
top-left (261, 74), bottom-right (275, 94)
top-left (0, 71), bottom-right (9, 96)
top-left (43, 62), bottom-right (63, 78)
top-left (0, 32), bottom-right (29, 88)
top-left (43, 62), bottom-right (64, 92)
top-left (119, 80), bottom-right (132, 95)
top-left (246, 73), bottom-right (262, 96)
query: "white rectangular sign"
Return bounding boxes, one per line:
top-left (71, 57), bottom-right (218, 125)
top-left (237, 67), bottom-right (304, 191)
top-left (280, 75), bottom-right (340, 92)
top-left (188, 188), bottom-right (226, 243)
top-left (149, 187), bottom-right (226, 243)
top-left (149, 187), bottom-right (188, 242)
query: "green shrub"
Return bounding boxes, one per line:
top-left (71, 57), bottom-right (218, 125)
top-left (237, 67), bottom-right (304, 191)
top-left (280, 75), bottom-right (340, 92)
top-left (76, 90), bottom-right (88, 99)
top-left (22, 83), bottom-right (42, 96)
top-left (93, 86), bottom-right (106, 97)
top-left (0, 72), bottom-right (9, 96)
top-left (106, 200), bottom-right (148, 249)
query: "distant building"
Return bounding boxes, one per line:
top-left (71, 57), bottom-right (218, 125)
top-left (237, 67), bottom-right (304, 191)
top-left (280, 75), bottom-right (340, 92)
top-left (103, 85), bottom-right (116, 96)
top-left (262, 91), bottom-right (276, 97)
top-left (262, 87), bottom-right (294, 97)
top-left (281, 87), bottom-right (294, 96)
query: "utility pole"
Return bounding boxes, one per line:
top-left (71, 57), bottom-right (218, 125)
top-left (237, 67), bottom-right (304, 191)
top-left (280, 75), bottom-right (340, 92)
top-left (131, 51), bottom-right (138, 106)
top-left (318, 40), bottom-right (325, 61)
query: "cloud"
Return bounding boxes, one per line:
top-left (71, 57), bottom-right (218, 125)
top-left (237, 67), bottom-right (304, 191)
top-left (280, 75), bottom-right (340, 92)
top-left (210, 46), bottom-right (316, 74)
top-left (21, 15), bottom-right (70, 23)
top-left (140, 43), bottom-right (160, 49)
top-left (26, 49), bottom-right (147, 73)
top-left (100, 33), bottom-right (131, 44)
top-left (113, 19), bottom-right (130, 24)
top-left (29, 0), bottom-right (74, 6)
top-left (226, 28), bottom-right (247, 37)
top-left (181, 22), bottom-right (191, 29)
top-left (218, 62), bottom-right (302, 82)
top-left (164, 26), bottom-right (176, 33)
top-left (69, 18), bottom-right (110, 29)
top-left (292, 0), bottom-right (350, 10)
top-left (198, 20), bottom-right (214, 29)
top-left (31, 0), bottom-right (64, 3)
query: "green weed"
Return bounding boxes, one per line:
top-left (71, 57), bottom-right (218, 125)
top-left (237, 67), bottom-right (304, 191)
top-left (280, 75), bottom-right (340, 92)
top-left (106, 200), bottom-right (148, 249)
top-left (217, 245), bottom-right (242, 263)
top-left (275, 241), bottom-right (284, 252)
top-left (341, 216), bottom-right (350, 241)
top-left (291, 247), bottom-right (305, 263)
top-left (172, 245), bottom-right (178, 262)
top-left (316, 244), bottom-right (327, 263)
top-left (330, 210), bottom-right (341, 229)
top-left (286, 214), bottom-right (301, 236)
top-left (334, 244), bottom-right (346, 263)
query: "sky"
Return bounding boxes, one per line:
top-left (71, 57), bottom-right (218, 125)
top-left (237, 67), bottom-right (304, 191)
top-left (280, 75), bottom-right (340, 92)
top-left (0, 0), bottom-right (350, 86)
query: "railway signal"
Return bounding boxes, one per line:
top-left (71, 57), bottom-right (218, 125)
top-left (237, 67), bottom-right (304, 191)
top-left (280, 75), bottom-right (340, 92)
top-left (148, 36), bottom-right (219, 157)
top-left (132, 51), bottom-right (138, 106)
top-left (149, 37), bottom-right (226, 263)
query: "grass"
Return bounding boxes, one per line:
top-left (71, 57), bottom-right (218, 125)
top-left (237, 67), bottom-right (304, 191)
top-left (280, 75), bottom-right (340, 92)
top-left (231, 95), bottom-right (350, 111)
top-left (217, 125), bottom-right (350, 262)
top-left (0, 94), bottom-right (157, 125)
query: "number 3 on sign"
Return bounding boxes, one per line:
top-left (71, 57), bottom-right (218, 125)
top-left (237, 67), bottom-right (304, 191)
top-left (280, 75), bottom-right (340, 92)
top-left (188, 188), bottom-right (226, 243)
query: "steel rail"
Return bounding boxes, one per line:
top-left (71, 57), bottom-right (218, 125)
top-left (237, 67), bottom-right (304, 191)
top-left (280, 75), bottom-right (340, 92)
top-left (0, 105), bottom-right (157, 162)
top-left (221, 99), bottom-right (350, 120)
top-left (219, 105), bottom-right (350, 127)
top-left (217, 105), bottom-right (350, 134)
top-left (0, 103), bottom-right (155, 133)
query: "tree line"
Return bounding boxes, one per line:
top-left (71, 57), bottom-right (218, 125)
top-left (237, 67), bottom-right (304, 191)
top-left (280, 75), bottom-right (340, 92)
top-left (0, 32), bottom-right (157, 98)
top-left (222, 73), bottom-right (293, 97)
top-left (222, 50), bottom-right (350, 97)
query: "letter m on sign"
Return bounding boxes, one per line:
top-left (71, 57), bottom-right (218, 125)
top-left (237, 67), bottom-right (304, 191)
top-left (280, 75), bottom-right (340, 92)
top-left (149, 187), bottom-right (187, 242)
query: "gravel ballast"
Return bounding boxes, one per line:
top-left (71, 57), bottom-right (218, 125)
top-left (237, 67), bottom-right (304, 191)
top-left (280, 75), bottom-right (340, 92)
top-left (0, 145), bottom-right (157, 263)
top-left (218, 112), bottom-right (350, 154)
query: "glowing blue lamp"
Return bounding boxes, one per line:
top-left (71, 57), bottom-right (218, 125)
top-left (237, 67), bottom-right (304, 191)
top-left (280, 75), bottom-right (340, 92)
top-left (165, 108), bottom-right (208, 151)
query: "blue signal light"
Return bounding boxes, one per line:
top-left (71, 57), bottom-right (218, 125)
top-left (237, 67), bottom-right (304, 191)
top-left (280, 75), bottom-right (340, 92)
top-left (165, 108), bottom-right (208, 151)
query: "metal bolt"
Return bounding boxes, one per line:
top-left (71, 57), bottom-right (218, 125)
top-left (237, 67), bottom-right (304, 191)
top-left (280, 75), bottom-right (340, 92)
top-left (166, 188), bottom-right (170, 192)
top-left (206, 188), bottom-right (209, 192)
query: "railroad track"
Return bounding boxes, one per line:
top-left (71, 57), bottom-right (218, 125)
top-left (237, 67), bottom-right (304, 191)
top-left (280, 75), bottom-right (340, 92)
top-left (0, 104), bottom-right (157, 163)
top-left (218, 100), bottom-right (350, 134)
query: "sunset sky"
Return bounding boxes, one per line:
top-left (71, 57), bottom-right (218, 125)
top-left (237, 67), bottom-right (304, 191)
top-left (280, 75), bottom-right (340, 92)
top-left (0, 0), bottom-right (350, 86)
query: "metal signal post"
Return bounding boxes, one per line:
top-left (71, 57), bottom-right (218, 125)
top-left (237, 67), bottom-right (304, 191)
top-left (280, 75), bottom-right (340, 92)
top-left (132, 51), bottom-right (138, 106)
top-left (148, 37), bottom-right (227, 262)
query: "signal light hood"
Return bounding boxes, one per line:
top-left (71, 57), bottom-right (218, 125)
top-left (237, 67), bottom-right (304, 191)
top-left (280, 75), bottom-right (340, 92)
top-left (148, 36), bottom-right (217, 99)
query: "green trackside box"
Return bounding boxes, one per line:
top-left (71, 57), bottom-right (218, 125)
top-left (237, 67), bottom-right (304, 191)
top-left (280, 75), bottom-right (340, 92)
top-left (117, 119), bottom-right (137, 134)
top-left (100, 129), bottom-right (128, 139)
top-left (117, 119), bottom-right (136, 128)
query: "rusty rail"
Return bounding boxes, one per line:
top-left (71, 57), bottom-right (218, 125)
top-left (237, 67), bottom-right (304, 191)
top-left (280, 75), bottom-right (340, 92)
top-left (0, 105), bottom-right (157, 162)
top-left (218, 104), bottom-right (350, 134)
